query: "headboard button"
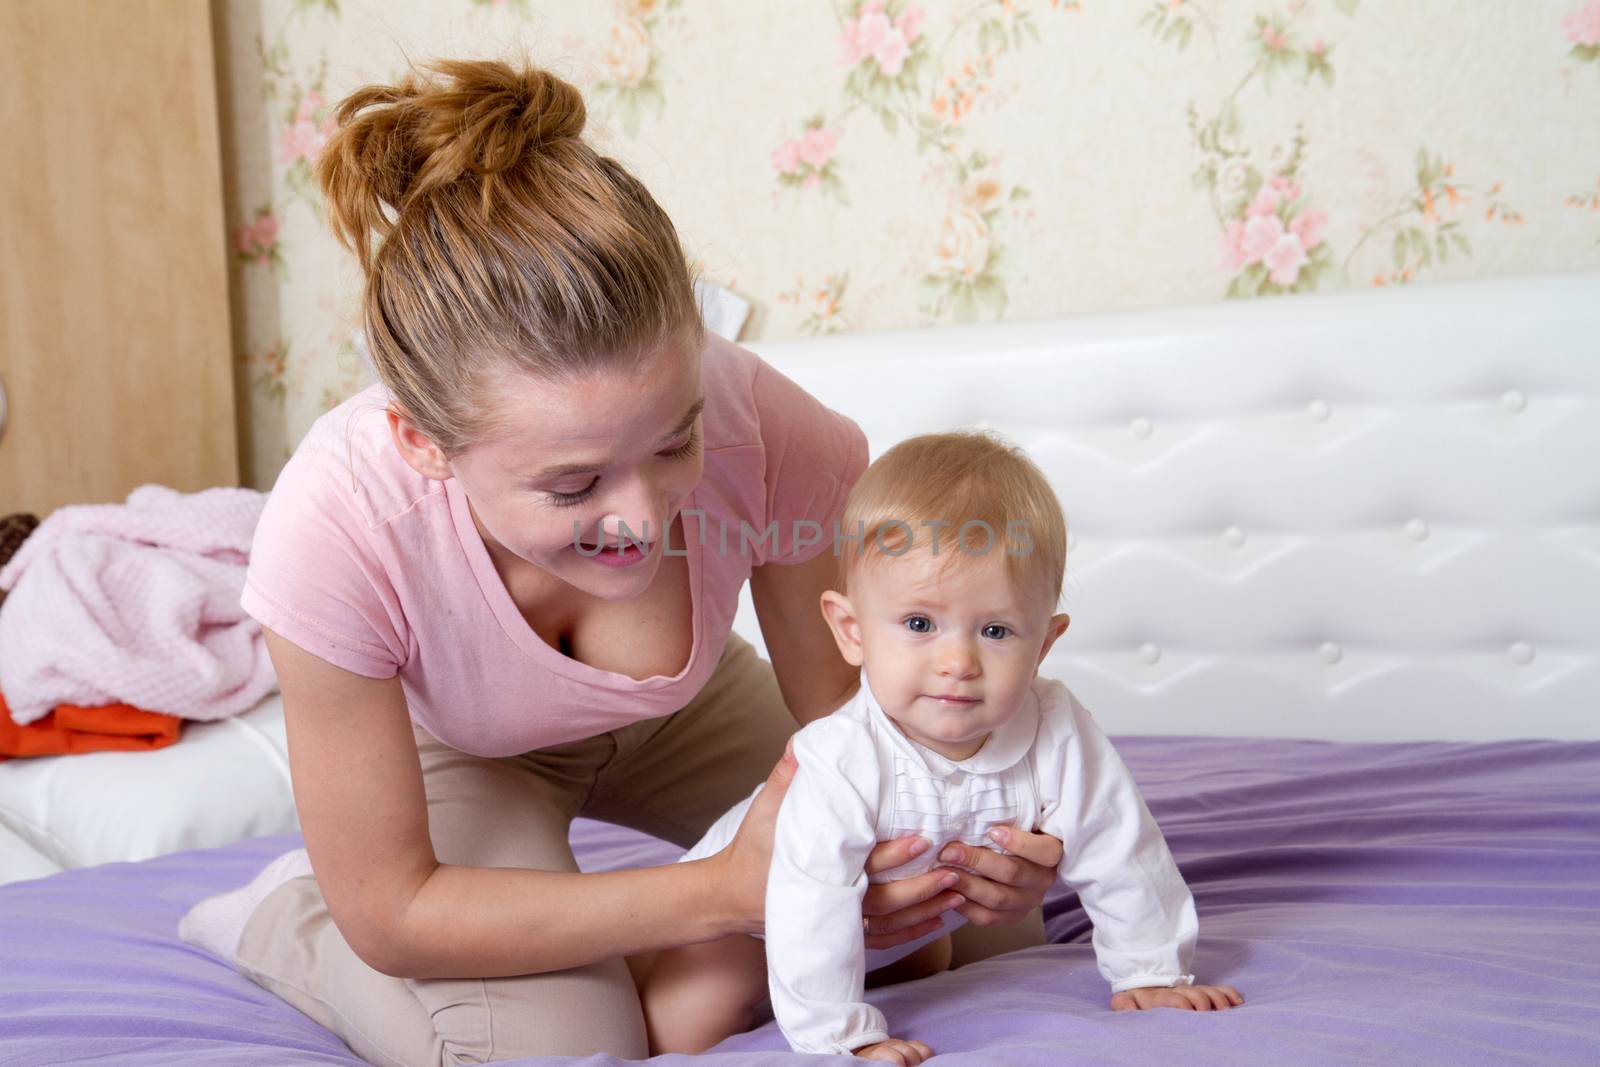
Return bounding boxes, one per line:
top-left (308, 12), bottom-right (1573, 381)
top-left (1405, 518), bottom-right (1430, 542)
top-left (1223, 525), bottom-right (1246, 548)
top-left (1501, 389), bottom-right (1527, 413)
top-left (1318, 642), bottom-right (1343, 665)
top-left (1307, 399), bottom-right (1330, 422)
top-left (1139, 643), bottom-right (1162, 665)
top-left (1129, 416), bottom-right (1153, 440)
top-left (1509, 642), bottom-right (1535, 665)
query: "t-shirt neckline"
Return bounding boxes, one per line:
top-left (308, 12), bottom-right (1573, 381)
top-left (444, 477), bottom-right (705, 690)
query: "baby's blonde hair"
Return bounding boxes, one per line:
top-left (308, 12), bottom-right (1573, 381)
top-left (837, 431), bottom-right (1067, 609)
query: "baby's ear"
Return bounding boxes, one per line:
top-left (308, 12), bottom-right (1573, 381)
top-left (819, 590), bottom-right (865, 666)
top-left (1036, 613), bottom-right (1070, 668)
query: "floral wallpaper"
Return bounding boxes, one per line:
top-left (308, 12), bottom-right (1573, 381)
top-left (217, 0), bottom-right (1600, 488)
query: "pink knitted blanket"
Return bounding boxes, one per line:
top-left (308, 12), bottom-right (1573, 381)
top-left (0, 485), bottom-right (276, 724)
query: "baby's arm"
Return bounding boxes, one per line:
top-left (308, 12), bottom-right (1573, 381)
top-left (1035, 682), bottom-right (1240, 1010)
top-left (768, 718), bottom-right (925, 1056)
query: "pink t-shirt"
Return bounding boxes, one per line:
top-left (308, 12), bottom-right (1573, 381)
top-left (241, 335), bottom-right (868, 758)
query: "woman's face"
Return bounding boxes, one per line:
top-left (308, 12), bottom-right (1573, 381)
top-left (444, 342), bottom-right (706, 602)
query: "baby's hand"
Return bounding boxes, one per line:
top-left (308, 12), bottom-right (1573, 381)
top-left (853, 1037), bottom-right (934, 1064)
top-left (1110, 983), bottom-right (1243, 1012)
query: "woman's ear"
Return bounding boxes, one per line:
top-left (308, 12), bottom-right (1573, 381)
top-left (819, 590), bottom-right (865, 667)
top-left (386, 407), bottom-right (453, 481)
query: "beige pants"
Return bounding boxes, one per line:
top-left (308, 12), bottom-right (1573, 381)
top-left (235, 634), bottom-right (1043, 1066)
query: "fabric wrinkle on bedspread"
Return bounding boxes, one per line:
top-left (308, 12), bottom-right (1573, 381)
top-left (0, 735), bottom-right (1595, 1066)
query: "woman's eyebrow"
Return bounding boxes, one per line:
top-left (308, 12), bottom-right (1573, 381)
top-left (657, 397), bottom-right (706, 443)
top-left (530, 398), bottom-right (706, 480)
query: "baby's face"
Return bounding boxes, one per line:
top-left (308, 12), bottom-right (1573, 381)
top-left (839, 547), bottom-right (1067, 761)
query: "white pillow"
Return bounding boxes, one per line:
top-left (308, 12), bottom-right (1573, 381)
top-left (0, 818), bottom-right (60, 885)
top-left (0, 694), bottom-right (297, 878)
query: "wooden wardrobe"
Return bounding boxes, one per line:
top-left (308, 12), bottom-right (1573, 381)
top-left (0, 0), bottom-right (237, 517)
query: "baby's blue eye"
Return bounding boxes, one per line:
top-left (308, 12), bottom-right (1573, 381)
top-left (982, 624), bottom-right (1010, 640)
top-left (904, 615), bottom-right (932, 634)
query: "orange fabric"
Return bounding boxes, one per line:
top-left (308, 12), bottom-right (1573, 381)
top-left (0, 689), bottom-right (182, 761)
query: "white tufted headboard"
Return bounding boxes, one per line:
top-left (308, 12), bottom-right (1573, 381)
top-left (731, 272), bottom-right (1600, 743)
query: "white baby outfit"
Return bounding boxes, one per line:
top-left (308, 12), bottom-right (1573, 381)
top-left (681, 671), bottom-right (1199, 1056)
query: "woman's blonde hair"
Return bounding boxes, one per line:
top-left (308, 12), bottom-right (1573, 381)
top-left (317, 58), bottom-right (703, 455)
top-left (838, 431), bottom-right (1068, 608)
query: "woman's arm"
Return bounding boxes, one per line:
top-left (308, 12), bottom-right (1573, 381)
top-left (268, 627), bottom-right (751, 980)
top-left (749, 550), bottom-right (859, 725)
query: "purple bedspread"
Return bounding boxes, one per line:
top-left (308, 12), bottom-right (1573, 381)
top-left (2, 735), bottom-right (1597, 1066)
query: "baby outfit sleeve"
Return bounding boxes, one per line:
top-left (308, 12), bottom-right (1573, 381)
top-left (765, 717), bottom-right (890, 1055)
top-left (1034, 682), bottom-right (1199, 994)
top-left (240, 452), bottom-right (408, 679)
top-left (750, 358), bottom-right (869, 566)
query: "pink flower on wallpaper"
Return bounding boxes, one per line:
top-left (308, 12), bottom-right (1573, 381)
top-left (1563, 3), bottom-right (1600, 46)
top-left (279, 90), bottom-right (336, 165)
top-left (1221, 179), bottom-right (1326, 289)
top-left (1263, 232), bottom-right (1308, 285)
top-left (841, 10), bottom-right (889, 65)
top-left (897, 4), bottom-right (925, 42)
top-left (798, 127), bottom-right (838, 169)
top-left (1291, 209), bottom-right (1328, 250)
top-left (252, 213), bottom-right (279, 247)
top-left (771, 140), bottom-right (802, 175)
top-left (874, 29), bottom-right (911, 75)
top-left (1261, 24), bottom-right (1286, 51)
top-left (1240, 212), bottom-right (1286, 262)
top-left (839, 2), bottom-right (924, 76)
top-left (234, 212), bottom-right (279, 263)
top-left (1246, 185), bottom-right (1281, 220)
top-left (1219, 218), bottom-right (1249, 272)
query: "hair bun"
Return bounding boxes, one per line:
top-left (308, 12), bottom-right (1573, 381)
top-left (412, 59), bottom-right (587, 173)
top-left (318, 59), bottom-right (587, 268)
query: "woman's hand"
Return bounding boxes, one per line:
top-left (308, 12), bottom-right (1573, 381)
top-left (859, 826), bottom-right (1062, 950)
top-left (716, 741), bottom-right (799, 934)
top-left (931, 826), bottom-right (1064, 928)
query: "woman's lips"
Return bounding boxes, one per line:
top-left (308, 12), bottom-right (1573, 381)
top-left (575, 540), bottom-right (654, 568)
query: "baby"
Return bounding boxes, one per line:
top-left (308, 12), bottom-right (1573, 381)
top-left (639, 431), bottom-right (1242, 1062)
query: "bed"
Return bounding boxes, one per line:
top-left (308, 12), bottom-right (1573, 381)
top-left (2, 271), bottom-right (1597, 1064)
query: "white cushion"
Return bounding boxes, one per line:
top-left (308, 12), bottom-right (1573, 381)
top-left (0, 694), bottom-right (297, 876)
top-left (0, 818), bottom-right (60, 886)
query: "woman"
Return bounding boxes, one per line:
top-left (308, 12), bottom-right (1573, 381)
top-left (181, 59), bottom-right (1064, 1065)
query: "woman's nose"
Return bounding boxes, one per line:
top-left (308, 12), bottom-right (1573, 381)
top-left (599, 511), bottom-right (656, 546)
top-left (597, 477), bottom-right (664, 544)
